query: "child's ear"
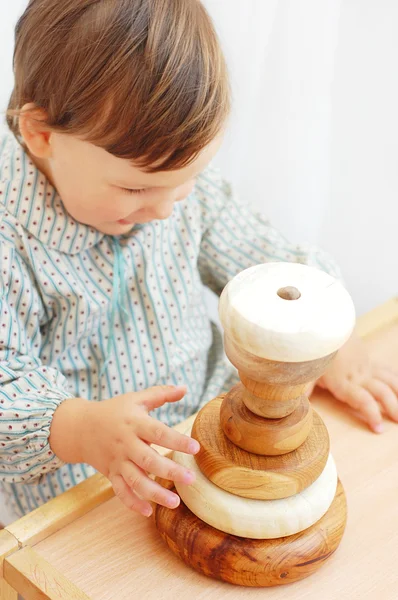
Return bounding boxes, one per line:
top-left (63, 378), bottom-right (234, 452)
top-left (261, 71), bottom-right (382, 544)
top-left (19, 104), bottom-right (53, 159)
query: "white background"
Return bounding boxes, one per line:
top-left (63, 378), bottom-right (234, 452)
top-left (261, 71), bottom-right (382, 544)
top-left (0, 1), bottom-right (397, 523)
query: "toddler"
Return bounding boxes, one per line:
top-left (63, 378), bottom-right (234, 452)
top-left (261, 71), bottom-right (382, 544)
top-left (1, 0), bottom-right (397, 521)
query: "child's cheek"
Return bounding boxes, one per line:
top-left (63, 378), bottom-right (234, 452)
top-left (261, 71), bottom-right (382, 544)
top-left (92, 194), bottom-right (137, 222)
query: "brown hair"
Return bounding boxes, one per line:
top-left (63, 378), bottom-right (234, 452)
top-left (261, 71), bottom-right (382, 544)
top-left (7, 0), bottom-right (230, 172)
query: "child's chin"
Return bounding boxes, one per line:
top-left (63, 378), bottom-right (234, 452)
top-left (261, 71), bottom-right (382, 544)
top-left (95, 222), bottom-right (136, 235)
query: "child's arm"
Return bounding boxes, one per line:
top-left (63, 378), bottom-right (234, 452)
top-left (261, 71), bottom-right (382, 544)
top-left (0, 242), bottom-right (74, 484)
top-left (196, 167), bottom-right (398, 432)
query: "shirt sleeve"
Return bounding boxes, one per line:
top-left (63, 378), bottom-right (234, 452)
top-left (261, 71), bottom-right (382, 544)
top-left (196, 167), bottom-right (342, 296)
top-left (0, 241), bottom-right (73, 485)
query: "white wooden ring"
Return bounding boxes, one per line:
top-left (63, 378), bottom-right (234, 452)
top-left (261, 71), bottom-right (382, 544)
top-left (219, 262), bottom-right (356, 362)
top-left (174, 451), bottom-right (338, 539)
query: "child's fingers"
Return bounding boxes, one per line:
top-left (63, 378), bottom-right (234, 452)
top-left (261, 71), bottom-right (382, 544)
top-left (110, 474), bottom-right (153, 517)
top-left (373, 367), bottom-right (398, 396)
top-left (139, 385), bottom-right (187, 412)
top-left (342, 383), bottom-right (384, 433)
top-left (130, 440), bottom-right (195, 485)
top-left (120, 462), bottom-right (180, 509)
top-left (140, 416), bottom-right (200, 454)
top-left (365, 379), bottom-right (398, 423)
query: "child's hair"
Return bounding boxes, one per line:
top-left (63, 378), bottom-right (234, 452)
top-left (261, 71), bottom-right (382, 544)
top-left (7, 0), bottom-right (230, 172)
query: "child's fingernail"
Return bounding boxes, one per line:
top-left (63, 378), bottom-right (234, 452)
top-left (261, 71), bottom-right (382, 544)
top-left (189, 440), bottom-right (200, 454)
top-left (143, 507), bottom-right (153, 517)
top-left (183, 471), bottom-right (195, 484)
top-left (176, 385), bottom-right (187, 393)
top-left (373, 424), bottom-right (384, 434)
top-left (167, 495), bottom-right (180, 508)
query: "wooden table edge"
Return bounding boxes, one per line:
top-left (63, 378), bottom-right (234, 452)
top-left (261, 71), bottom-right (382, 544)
top-left (4, 546), bottom-right (90, 600)
top-left (2, 296), bottom-right (398, 598)
top-left (6, 473), bottom-right (114, 547)
top-left (0, 529), bottom-right (19, 577)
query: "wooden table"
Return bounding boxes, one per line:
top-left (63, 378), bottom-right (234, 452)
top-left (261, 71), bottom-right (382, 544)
top-left (1, 299), bottom-right (398, 600)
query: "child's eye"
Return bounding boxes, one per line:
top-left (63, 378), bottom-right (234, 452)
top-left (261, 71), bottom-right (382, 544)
top-left (122, 188), bottom-right (146, 195)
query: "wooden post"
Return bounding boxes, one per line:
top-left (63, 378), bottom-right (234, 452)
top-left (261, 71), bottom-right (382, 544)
top-left (0, 529), bottom-right (19, 600)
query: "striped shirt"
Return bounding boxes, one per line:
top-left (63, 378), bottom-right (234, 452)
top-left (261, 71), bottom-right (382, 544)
top-left (0, 133), bottom-right (341, 519)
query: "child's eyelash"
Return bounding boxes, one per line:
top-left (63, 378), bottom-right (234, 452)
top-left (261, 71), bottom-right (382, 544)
top-left (122, 188), bottom-right (146, 195)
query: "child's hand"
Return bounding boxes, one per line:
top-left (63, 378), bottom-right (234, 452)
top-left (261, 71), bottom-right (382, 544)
top-left (80, 385), bottom-right (200, 517)
top-left (313, 333), bottom-right (398, 433)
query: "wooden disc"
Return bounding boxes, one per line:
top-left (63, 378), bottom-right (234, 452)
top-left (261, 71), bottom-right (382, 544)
top-left (220, 387), bottom-right (313, 455)
top-left (192, 397), bottom-right (329, 500)
top-left (219, 262), bottom-right (356, 362)
top-left (174, 452), bottom-right (337, 539)
top-left (154, 480), bottom-right (347, 587)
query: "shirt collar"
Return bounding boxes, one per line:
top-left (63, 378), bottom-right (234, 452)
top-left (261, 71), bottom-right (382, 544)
top-left (0, 134), bottom-right (104, 255)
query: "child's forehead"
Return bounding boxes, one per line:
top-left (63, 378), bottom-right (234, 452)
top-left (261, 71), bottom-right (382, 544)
top-left (100, 135), bottom-right (222, 188)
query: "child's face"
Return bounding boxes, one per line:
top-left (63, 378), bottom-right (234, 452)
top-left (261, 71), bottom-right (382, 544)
top-left (38, 133), bottom-right (221, 235)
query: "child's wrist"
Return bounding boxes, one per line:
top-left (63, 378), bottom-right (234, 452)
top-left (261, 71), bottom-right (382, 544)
top-left (49, 397), bottom-right (92, 464)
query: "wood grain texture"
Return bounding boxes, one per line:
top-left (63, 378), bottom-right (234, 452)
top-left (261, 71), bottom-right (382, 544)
top-left (4, 546), bottom-right (90, 600)
top-left (0, 580), bottom-right (18, 600)
top-left (7, 473), bottom-right (114, 548)
top-left (192, 397), bottom-right (329, 500)
top-left (240, 372), bottom-right (310, 403)
top-left (242, 389), bottom-right (302, 418)
top-left (220, 387), bottom-right (312, 455)
top-left (0, 529), bottom-right (19, 599)
top-left (225, 335), bottom-right (337, 386)
top-left (154, 479), bottom-right (347, 587)
top-left (238, 384), bottom-right (302, 419)
top-left (173, 453), bottom-right (338, 539)
top-left (0, 529), bottom-right (19, 578)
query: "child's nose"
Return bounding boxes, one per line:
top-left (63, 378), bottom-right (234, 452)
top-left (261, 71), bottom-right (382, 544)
top-left (177, 181), bottom-right (195, 201)
top-left (150, 202), bottom-right (175, 220)
top-left (151, 183), bottom-right (194, 219)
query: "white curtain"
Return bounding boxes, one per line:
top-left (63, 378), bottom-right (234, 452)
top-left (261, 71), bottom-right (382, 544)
top-left (203, 0), bottom-right (398, 315)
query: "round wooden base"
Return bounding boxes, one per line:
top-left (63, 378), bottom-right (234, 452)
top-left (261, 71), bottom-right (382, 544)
top-left (154, 480), bottom-right (347, 587)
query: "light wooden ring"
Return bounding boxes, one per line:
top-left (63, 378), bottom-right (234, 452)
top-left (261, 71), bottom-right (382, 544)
top-left (173, 452), bottom-right (338, 539)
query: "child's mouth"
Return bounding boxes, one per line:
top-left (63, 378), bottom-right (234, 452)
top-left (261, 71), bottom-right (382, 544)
top-left (117, 218), bottom-right (136, 225)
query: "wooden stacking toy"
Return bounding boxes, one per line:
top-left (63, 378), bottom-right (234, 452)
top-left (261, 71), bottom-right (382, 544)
top-left (154, 262), bottom-right (356, 587)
